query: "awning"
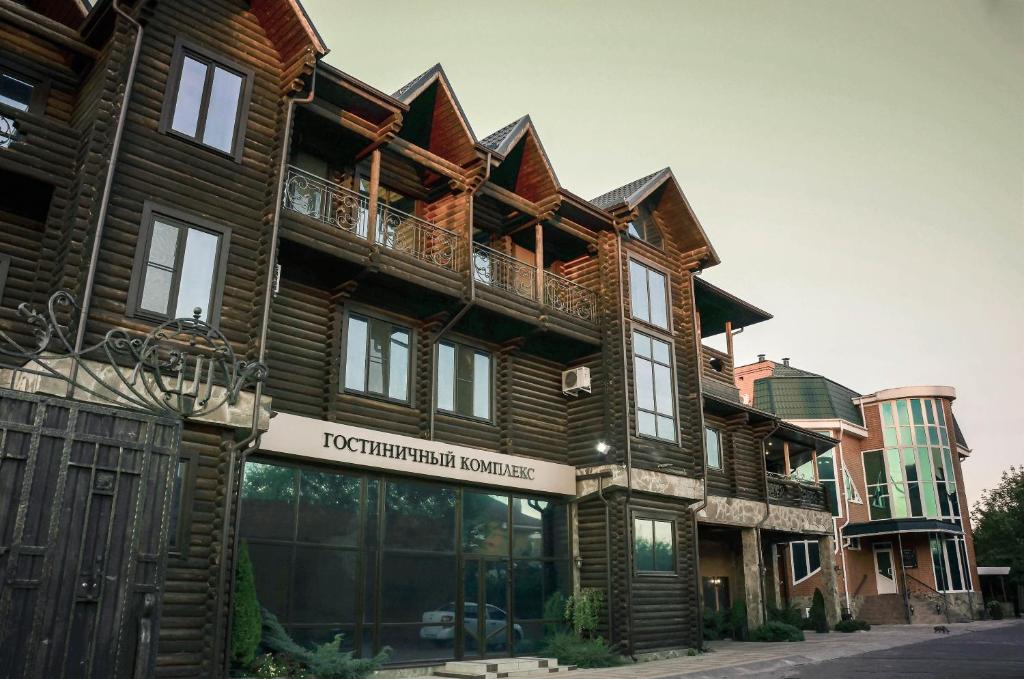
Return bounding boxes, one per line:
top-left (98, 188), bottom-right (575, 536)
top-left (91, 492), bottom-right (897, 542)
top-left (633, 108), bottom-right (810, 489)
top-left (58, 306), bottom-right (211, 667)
top-left (978, 566), bottom-right (1011, 576)
top-left (843, 518), bottom-right (963, 539)
top-left (693, 277), bottom-right (772, 338)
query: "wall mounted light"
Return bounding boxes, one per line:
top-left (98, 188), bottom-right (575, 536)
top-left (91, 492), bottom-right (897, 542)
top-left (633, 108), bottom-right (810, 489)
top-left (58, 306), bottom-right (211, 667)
top-left (596, 441), bottom-right (611, 455)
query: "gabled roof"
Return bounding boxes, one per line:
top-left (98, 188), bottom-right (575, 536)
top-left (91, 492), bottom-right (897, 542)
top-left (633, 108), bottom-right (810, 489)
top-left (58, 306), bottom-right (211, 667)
top-left (752, 362), bottom-right (864, 426)
top-left (481, 115), bottom-right (560, 199)
top-left (693, 277), bottom-right (772, 338)
top-left (590, 169), bottom-right (667, 209)
top-left (391, 63), bottom-right (478, 165)
top-left (591, 167), bottom-right (720, 266)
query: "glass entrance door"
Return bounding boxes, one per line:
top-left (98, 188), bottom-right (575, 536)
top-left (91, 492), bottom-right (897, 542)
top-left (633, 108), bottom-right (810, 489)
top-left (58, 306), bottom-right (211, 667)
top-left (461, 558), bottom-right (510, 659)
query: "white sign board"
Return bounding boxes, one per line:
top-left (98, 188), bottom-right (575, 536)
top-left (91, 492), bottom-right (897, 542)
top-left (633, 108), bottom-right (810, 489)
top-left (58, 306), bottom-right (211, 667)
top-left (259, 412), bottom-right (577, 495)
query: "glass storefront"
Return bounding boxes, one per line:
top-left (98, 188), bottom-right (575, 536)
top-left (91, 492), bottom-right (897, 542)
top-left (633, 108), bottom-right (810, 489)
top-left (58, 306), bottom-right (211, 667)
top-left (238, 458), bottom-right (571, 665)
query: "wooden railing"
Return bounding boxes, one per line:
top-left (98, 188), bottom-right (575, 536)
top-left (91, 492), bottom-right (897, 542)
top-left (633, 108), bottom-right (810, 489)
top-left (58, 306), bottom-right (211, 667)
top-left (766, 472), bottom-right (828, 512)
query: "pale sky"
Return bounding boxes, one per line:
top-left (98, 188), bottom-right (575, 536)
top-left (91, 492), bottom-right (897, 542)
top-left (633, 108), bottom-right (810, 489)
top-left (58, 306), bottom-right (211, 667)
top-left (303, 0), bottom-right (1024, 505)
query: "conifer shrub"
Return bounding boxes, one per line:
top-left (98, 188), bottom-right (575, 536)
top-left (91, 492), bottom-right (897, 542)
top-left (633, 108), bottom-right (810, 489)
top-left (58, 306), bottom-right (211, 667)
top-left (749, 621), bottom-right (805, 642)
top-left (834, 619), bottom-right (871, 632)
top-left (231, 541), bottom-right (262, 668)
top-left (809, 589), bottom-right (829, 633)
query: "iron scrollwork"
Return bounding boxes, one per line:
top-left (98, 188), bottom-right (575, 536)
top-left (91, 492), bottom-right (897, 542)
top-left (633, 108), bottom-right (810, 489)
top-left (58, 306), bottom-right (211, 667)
top-left (0, 291), bottom-right (268, 419)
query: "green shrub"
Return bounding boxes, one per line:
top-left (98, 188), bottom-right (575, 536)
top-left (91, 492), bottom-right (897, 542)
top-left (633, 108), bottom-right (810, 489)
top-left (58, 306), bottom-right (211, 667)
top-left (809, 589), bottom-right (829, 633)
top-left (702, 607), bottom-right (731, 641)
top-left (797, 616), bottom-right (816, 631)
top-left (834, 619), bottom-right (871, 633)
top-left (729, 601), bottom-right (748, 641)
top-left (307, 635), bottom-right (389, 679)
top-left (541, 633), bottom-right (627, 668)
top-left (750, 621), bottom-right (805, 642)
top-left (767, 604), bottom-right (803, 627)
top-left (543, 592), bottom-right (568, 637)
top-left (258, 609), bottom-right (389, 679)
top-left (231, 541), bottom-right (262, 668)
top-left (564, 589), bottom-right (604, 638)
top-left (987, 600), bottom-right (1005, 620)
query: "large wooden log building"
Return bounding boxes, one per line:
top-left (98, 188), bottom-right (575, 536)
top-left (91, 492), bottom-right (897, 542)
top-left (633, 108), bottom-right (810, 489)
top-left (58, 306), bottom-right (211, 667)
top-left (0, 1), bottom-right (854, 677)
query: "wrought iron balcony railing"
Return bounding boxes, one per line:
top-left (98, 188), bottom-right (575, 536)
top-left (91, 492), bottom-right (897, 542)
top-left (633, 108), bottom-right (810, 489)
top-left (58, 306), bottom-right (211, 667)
top-left (543, 270), bottom-right (598, 322)
top-left (766, 472), bottom-right (828, 512)
top-left (375, 203), bottom-right (465, 274)
top-left (472, 243), bottom-right (537, 302)
top-left (283, 166), bottom-right (370, 236)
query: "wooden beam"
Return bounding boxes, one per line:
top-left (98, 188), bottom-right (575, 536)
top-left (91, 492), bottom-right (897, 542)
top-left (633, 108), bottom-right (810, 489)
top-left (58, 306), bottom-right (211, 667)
top-left (0, 2), bottom-right (99, 59)
top-left (783, 440), bottom-right (791, 476)
top-left (534, 222), bottom-right (544, 301)
top-left (365, 149), bottom-right (381, 245)
top-left (725, 320), bottom-right (734, 359)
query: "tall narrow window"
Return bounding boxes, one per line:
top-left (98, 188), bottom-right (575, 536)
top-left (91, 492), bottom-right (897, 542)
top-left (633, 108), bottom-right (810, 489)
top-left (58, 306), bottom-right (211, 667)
top-left (343, 313), bottom-right (411, 402)
top-left (168, 457), bottom-right (191, 553)
top-left (634, 517), bottom-right (675, 573)
top-left (705, 426), bottom-right (722, 469)
top-left (815, 447), bottom-right (840, 517)
top-left (163, 42), bottom-right (252, 157)
top-left (633, 331), bottom-right (676, 441)
top-left (436, 341), bottom-right (491, 420)
top-left (130, 207), bottom-right (230, 325)
top-left (0, 72), bottom-right (34, 112)
top-left (625, 204), bottom-right (663, 248)
top-left (790, 540), bottom-right (821, 583)
top-left (628, 260), bottom-right (669, 329)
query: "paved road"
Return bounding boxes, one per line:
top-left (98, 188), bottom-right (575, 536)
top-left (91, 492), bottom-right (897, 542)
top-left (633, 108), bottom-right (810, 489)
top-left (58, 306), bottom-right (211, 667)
top-left (744, 622), bottom-right (1024, 679)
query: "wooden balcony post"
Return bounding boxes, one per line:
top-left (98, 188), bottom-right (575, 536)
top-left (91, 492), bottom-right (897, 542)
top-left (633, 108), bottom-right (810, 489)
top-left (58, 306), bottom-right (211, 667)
top-left (725, 320), bottom-right (734, 359)
top-left (783, 440), bottom-right (791, 475)
top-left (534, 222), bottom-right (544, 302)
top-left (365, 148), bottom-right (381, 244)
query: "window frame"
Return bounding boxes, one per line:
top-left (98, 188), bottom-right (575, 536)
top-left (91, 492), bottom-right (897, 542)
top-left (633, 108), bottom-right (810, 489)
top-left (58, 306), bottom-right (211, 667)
top-left (631, 512), bottom-right (677, 576)
top-left (159, 38), bottom-right (254, 162)
top-left (434, 338), bottom-right (495, 423)
top-left (126, 201), bottom-right (232, 327)
top-left (338, 306), bottom-right (415, 406)
top-left (790, 539), bottom-right (822, 585)
top-left (627, 256), bottom-right (672, 332)
top-left (705, 425), bottom-right (723, 470)
top-left (0, 57), bottom-right (50, 115)
top-left (631, 329), bottom-right (679, 443)
top-left (625, 203), bottom-right (664, 250)
top-left (168, 449), bottom-right (196, 557)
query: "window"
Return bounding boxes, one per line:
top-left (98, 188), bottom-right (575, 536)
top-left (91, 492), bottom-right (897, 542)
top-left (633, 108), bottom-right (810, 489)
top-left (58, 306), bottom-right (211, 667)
top-left (844, 468), bottom-right (862, 504)
top-left (628, 260), bottom-right (669, 329)
top-left (633, 331), bottom-right (676, 441)
top-left (705, 426), bottom-right (722, 469)
top-left (702, 576), bottom-right (730, 612)
top-left (790, 540), bottom-right (821, 583)
top-left (436, 341), bottom-right (491, 420)
top-left (815, 446), bottom-right (840, 517)
top-left (634, 517), bottom-right (674, 573)
top-left (0, 254), bottom-right (9, 306)
top-left (0, 71), bottom-right (34, 112)
top-left (625, 204), bottom-right (662, 248)
top-left (163, 41), bottom-right (252, 158)
top-left (343, 313), bottom-right (411, 402)
top-left (168, 457), bottom-right (191, 553)
top-left (129, 206), bottom-right (230, 324)
top-left (930, 535), bottom-right (973, 593)
top-left (865, 398), bottom-right (960, 522)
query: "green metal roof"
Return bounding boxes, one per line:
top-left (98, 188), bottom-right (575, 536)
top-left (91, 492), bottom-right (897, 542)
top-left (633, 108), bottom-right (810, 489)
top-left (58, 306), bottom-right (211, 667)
top-left (753, 374), bottom-right (864, 426)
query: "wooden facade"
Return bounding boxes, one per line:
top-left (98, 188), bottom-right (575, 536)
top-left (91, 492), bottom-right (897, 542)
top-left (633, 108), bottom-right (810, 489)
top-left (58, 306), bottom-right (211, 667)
top-left (0, 1), bottom-right (837, 674)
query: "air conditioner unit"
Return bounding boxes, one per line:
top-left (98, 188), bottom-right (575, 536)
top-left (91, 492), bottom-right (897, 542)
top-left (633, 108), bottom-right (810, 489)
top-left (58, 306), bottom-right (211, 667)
top-left (562, 366), bottom-right (592, 396)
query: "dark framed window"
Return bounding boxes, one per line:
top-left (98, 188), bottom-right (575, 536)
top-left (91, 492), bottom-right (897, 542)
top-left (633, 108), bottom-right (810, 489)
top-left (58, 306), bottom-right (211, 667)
top-left (0, 254), bottom-right (9, 306)
top-left (0, 72), bottom-right (33, 112)
top-left (633, 517), bottom-right (675, 573)
top-left (790, 540), bottom-right (821, 583)
top-left (128, 203), bottom-right (231, 326)
top-left (342, 312), bottom-right (412, 403)
top-left (628, 259), bottom-right (669, 329)
top-left (161, 39), bottom-right (253, 159)
top-left (626, 204), bottom-right (663, 248)
top-left (705, 426), bottom-right (722, 469)
top-left (702, 576), bottom-right (730, 612)
top-left (436, 340), bottom-right (492, 421)
top-left (168, 454), bottom-right (194, 554)
top-left (632, 331), bottom-right (676, 441)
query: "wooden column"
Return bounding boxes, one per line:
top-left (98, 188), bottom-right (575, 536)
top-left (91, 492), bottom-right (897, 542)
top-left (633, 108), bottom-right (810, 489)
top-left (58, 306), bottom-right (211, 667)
top-left (783, 440), bottom-right (791, 475)
top-left (534, 222), bottom-right (544, 302)
top-left (725, 320), bottom-right (734, 359)
top-left (365, 148), bottom-right (381, 244)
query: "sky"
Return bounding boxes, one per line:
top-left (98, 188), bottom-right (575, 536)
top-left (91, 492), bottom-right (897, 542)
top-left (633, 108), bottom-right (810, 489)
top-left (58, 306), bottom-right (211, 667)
top-left (303, 0), bottom-right (1024, 505)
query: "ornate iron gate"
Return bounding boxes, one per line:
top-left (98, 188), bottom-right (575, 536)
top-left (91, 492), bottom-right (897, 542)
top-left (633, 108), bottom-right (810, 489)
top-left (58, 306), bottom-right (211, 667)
top-left (0, 389), bottom-right (181, 679)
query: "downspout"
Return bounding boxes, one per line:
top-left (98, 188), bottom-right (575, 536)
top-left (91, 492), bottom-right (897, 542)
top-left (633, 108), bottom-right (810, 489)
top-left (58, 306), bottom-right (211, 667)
top-left (596, 476), bottom-right (615, 641)
top-left (70, 0), bottom-right (143, 393)
top-left (688, 271), bottom-right (709, 649)
top-left (427, 152), bottom-right (489, 440)
top-left (755, 419), bottom-right (782, 624)
top-left (835, 427), bottom-right (853, 618)
top-left (217, 68), bottom-right (317, 676)
top-left (897, 533), bottom-right (912, 623)
top-left (614, 233), bottom-right (636, 659)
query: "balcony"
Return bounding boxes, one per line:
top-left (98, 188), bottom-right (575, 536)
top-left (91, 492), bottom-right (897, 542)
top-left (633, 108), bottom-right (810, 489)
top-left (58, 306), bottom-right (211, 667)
top-left (766, 473), bottom-right (829, 513)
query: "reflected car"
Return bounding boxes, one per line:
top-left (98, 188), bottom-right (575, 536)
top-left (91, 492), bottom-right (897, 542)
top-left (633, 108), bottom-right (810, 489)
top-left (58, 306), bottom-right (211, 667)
top-left (420, 602), bottom-right (523, 647)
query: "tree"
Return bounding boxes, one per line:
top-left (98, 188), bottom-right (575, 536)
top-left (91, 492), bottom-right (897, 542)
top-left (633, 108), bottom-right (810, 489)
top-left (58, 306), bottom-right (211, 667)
top-left (231, 541), bottom-right (262, 668)
top-left (809, 589), bottom-right (829, 633)
top-left (972, 466), bottom-right (1024, 587)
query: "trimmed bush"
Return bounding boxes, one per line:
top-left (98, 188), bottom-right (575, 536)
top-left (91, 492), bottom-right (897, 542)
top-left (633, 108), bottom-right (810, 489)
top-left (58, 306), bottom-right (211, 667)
top-left (729, 601), bottom-right (748, 641)
top-left (702, 607), bottom-right (731, 641)
top-left (834, 619), bottom-right (871, 633)
top-left (564, 589), bottom-right (604, 638)
top-left (987, 600), bottom-right (1005, 620)
top-left (809, 589), bottom-right (829, 633)
top-left (541, 633), bottom-right (627, 668)
top-left (767, 604), bottom-right (803, 627)
top-left (750, 621), bottom-right (805, 642)
top-left (258, 609), bottom-right (389, 679)
top-left (231, 541), bottom-right (262, 668)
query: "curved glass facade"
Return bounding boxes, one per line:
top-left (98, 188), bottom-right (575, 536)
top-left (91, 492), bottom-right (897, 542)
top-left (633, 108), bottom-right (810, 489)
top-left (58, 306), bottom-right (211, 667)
top-left (863, 398), bottom-right (960, 521)
top-left (237, 459), bottom-right (571, 665)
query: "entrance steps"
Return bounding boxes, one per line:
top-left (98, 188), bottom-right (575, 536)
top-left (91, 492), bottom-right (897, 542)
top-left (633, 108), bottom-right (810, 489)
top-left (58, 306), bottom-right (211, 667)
top-left (857, 594), bottom-right (908, 625)
top-left (434, 658), bottom-right (576, 679)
